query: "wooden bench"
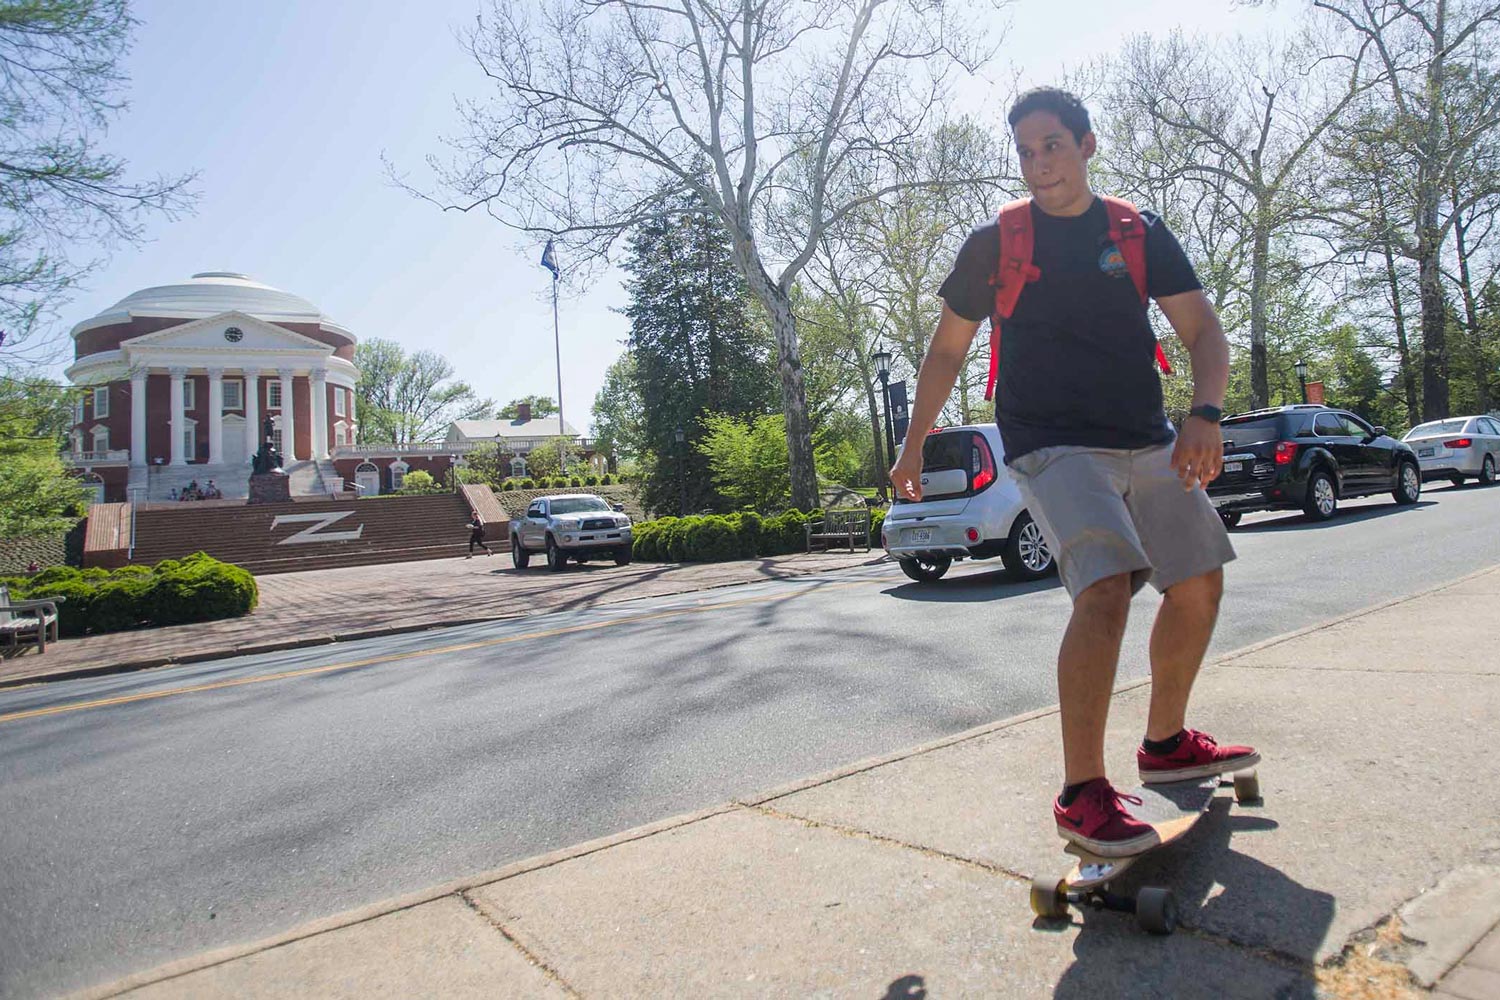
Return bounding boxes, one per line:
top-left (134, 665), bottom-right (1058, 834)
top-left (804, 508), bottom-right (872, 553)
top-left (0, 584), bottom-right (65, 655)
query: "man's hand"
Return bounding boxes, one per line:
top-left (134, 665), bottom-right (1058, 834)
top-left (1171, 416), bottom-right (1223, 491)
top-left (889, 446), bottom-right (925, 502)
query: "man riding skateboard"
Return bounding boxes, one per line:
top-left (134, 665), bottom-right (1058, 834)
top-left (889, 88), bottom-right (1259, 858)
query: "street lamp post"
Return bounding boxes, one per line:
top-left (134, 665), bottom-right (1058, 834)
top-left (1295, 359), bottom-right (1309, 404)
top-left (674, 425), bottom-right (687, 516)
top-left (871, 345), bottom-right (896, 478)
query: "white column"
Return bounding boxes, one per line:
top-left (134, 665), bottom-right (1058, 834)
top-left (207, 368), bottom-right (225, 465)
top-left (243, 370), bottom-right (260, 464)
top-left (310, 370), bottom-right (329, 461)
top-left (130, 369), bottom-right (148, 468)
top-left (168, 367), bottom-right (187, 466)
top-left (278, 368), bottom-right (298, 462)
top-left (347, 386), bottom-right (356, 441)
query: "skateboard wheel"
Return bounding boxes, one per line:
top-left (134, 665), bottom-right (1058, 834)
top-left (1136, 887), bottom-right (1177, 935)
top-left (1030, 876), bottom-right (1068, 919)
top-left (1233, 769), bottom-right (1261, 803)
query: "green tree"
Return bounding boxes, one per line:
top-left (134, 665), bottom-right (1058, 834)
top-left (0, 376), bottom-right (88, 535)
top-left (589, 351), bottom-right (642, 470)
top-left (524, 437), bottom-right (575, 480)
top-left (0, 0), bottom-right (195, 370)
top-left (497, 395), bottom-right (557, 419)
top-left (623, 187), bottom-right (778, 516)
top-left (698, 413), bottom-right (792, 513)
top-left (354, 338), bottom-right (493, 444)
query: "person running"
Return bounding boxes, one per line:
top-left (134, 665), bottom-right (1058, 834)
top-left (466, 511), bottom-right (492, 558)
top-left (889, 87), bottom-right (1258, 858)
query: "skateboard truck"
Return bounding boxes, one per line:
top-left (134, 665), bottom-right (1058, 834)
top-left (1029, 769), bottom-right (1260, 936)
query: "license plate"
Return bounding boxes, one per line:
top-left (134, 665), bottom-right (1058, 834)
top-left (1418, 447), bottom-right (1434, 457)
top-left (907, 528), bottom-right (932, 544)
top-left (1223, 461), bottom-right (1243, 473)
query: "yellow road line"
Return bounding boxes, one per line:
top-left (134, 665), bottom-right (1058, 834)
top-left (0, 578), bottom-right (876, 725)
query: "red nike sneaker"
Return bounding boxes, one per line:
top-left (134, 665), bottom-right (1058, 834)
top-left (1053, 778), bottom-right (1159, 857)
top-left (1137, 729), bottom-right (1260, 784)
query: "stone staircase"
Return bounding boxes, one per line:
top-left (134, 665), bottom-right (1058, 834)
top-left (127, 459), bottom-right (348, 503)
top-left (126, 492), bottom-right (490, 575)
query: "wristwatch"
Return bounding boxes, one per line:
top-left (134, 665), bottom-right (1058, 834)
top-left (1188, 403), bottom-right (1223, 424)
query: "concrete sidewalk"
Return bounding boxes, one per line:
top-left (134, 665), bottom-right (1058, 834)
top-left (75, 567), bottom-right (1500, 999)
top-left (0, 549), bottom-right (885, 689)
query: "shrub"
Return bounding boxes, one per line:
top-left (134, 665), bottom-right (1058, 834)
top-left (29, 565), bottom-right (81, 588)
top-left (150, 556), bottom-right (257, 626)
top-left (584, 475), bottom-right (599, 486)
top-left (0, 575), bottom-right (28, 598)
top-left (734, 511), bottom-right (762, 559)
top-left (399, 470), bottom-right (438, 494)
top-left (88, 575), bottom-right (155, 632)
top-left (80, 567), bottom-right (110, 582)
top-left (600, 473), bottom-right (614, 485)
top-left (46, 578), bottom-right (97, 637)
top-left (521, 479), bottom-right (536, 490)
top-left (570, 476), bottom-right (582, 487)
top-left (686, 516), bottom-right (739, 561)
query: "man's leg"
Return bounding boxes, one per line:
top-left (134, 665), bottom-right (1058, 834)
top-left (1059, 572), bottom-right (1134, 785)
top-left (1145, 568), bottom-right (1223, 740)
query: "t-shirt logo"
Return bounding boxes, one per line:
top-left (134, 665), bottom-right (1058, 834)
top-left (1098, 244), bottom-right (1130, 279)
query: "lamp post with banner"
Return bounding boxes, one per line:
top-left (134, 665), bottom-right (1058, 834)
top-left (871, 345), bottom-right (896, 475)
top-left (1295, 359), bottom-right (1309, 404)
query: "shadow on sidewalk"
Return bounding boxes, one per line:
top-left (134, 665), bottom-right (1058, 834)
top-left (1050, 797), bottom-right (1331, 998)
top-left (1233, 499), bottom-right (1437, 534)
top-left (882, 571), bottom-right (1063, 604)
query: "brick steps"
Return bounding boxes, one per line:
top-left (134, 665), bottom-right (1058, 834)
top-left (124, 492), bottom-right (508, 576)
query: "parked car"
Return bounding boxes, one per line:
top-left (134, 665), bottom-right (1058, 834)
top-left (1402, 415), bottom-right (1500, 486)
top-left (1206, 404), bottom-right (1422, 526)
top-left (881, 424), bottom-right (1055, 583)
top-left (511, 494), bottom-right (633, 571)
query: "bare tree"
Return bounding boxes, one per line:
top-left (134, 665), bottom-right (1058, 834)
top-left (1099, 30), bottom-right (1371, 408)
top-left (410, 0), bottom-right (1009, 509)
top-left (1312, 0), bottom-right (1500, 419)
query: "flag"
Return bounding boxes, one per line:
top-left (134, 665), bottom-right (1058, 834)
top-left (540, 239), bottom-right (560, 278)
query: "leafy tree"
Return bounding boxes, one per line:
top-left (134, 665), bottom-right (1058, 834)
top-left (698, 412), bottom-right (792, 513)
top-left (354, 338), bottom-right (493, 444)
top-left (0, 375), bottom-right (88, 535)
top-left (524, 437), bottom-right (575, 479)
top-left (0, 0), bottom-right (195, 370)
top-left (589, 351), bottom-right (642, 469)
top-left (497, 395), bottom-right (557, 419)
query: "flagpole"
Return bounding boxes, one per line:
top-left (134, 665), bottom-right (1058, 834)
top-left (551, 271), bottom-right (566, 475)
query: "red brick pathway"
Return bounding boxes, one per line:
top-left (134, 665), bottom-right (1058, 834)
top-left (0, 550), bottom-right (887, 687)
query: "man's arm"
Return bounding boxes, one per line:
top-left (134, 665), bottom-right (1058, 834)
top-left (887, 304), bottom-right (983, 501)
top-left (1156, 289), bottom-right (1230, 490)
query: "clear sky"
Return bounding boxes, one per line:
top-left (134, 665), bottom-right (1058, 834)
top-left (51, 0), bottom-right (1295, 433)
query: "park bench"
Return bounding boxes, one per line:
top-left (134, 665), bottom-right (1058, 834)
top-left (0, 584), bottom-right (65, 655)
top-left (804, 508), bottom-right (872, 553)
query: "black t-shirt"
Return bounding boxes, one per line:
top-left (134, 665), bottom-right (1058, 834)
top-left (938, 198), bottom-right (1202, 463)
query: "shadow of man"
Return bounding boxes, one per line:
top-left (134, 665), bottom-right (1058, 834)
top-left (1051, 796), bottom-right (1333, 999)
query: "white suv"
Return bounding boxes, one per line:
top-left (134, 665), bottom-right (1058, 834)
top-left (881, 425), bottom-right (1055, 584)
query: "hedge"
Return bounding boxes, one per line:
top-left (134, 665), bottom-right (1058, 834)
top-left (627, 506), bottom-right (891, 564)
top-left (1, 552), bottom-right (258, 637)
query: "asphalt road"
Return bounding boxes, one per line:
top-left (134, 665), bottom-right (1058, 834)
top-left (3, 482), bottom-right (1498, 998)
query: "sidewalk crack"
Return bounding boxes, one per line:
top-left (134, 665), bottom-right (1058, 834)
top-left (459, 891), bottom-right (583, 998)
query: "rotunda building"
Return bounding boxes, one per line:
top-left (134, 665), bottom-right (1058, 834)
top-left (64, 272), bottom-right (361, 501)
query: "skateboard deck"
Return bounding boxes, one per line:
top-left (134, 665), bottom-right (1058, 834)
top-left (1031, 769), bottom-right (1261, 934)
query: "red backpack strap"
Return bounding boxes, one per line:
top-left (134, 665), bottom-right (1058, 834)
top-left (1101, 195), bottom-right (1173, 376)
top-left (986, 199), bottom-right (1040, 401)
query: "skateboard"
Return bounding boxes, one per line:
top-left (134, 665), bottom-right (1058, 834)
top-left (1029, 769), bottom-right (1261, 935)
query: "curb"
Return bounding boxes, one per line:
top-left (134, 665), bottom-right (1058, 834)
top-left (0, 556), bottom-right (888, 692)
top-left (72, 563), bottom-right (1497, 999)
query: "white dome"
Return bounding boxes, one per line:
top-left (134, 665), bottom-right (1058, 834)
top-left (75, 272), bottom-right (351, 341)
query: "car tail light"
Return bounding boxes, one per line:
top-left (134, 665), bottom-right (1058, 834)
top-left (1444, 438), bottom-right (1473, 449)
top-left (1274, 441), bottom-right (1298, 465)
top-left (966, 527), bottom-right (980, 543)
top-left (971, 434), bottom-right (997, 492)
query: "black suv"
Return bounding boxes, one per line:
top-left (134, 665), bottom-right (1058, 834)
top-left (1206, 405), bottom-right (1422, 526)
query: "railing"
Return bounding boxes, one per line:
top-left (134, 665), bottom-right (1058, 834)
top-left (332, 437), bottom-right (599, 457)
top-left (65, 449), bottom-right (130, 464)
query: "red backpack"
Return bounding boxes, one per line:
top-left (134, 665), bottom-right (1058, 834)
top-left (984, 195), bottom-right (1173, 401)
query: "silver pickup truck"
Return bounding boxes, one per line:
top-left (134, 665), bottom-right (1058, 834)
top-left (511, 493), bottom-right (633, 571)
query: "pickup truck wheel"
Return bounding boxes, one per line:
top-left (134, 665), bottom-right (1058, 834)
top-left (898, 556), bottom-right (950, 583)
top-left (1001, 511), bottom-right (1054, 581)
top-left (1302, 470), bottom-right (1337, 521)
top-left (1393, 460), bottom-right (1421, 505)
top-left (614, 545), bottom-right (633, 566)
top-left (546, 537), bottom-right (568, 571)
top-left (511, 537), bottom-right (530, 569)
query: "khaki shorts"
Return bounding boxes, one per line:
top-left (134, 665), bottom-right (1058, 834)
top-left (1007, 442), bottom-right (1236, 600)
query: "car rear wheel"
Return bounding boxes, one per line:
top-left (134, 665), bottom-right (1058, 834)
top-left (1303, 470), bottom-right (1337, 521)
top-left (1480, 455), bottom-right (1496, 486)
top-left (511, 537), bottom-right (529, 569)
top-left (1001, 511), bottom-right (1054, 581)
top-left (546, 536), bottom-right (568, 571)
top-left (1219, 510), bottom-right (1242, 529)
top-left (898, 556), bottom-right (951, 583)
top-left (1450, 474), bottom-right (1466, 488)
top-left (1394, 461), bottom-right (1421, 505)
top-left (614, 545), bottom-right (633, 566)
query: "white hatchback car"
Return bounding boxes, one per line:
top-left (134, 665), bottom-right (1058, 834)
top-left (881, 424), bottom-right (1055, 583)
top-left (1403, 415), bottom-right (1500, 486)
